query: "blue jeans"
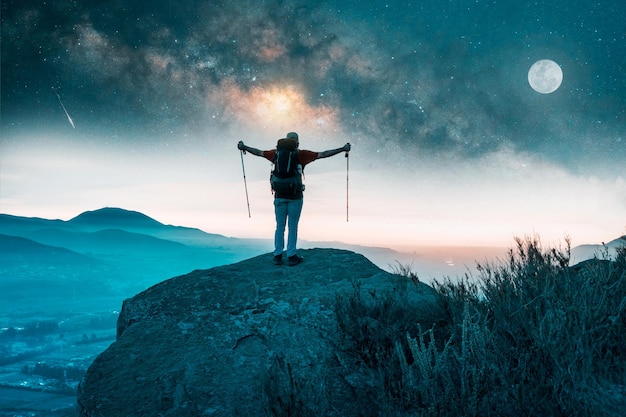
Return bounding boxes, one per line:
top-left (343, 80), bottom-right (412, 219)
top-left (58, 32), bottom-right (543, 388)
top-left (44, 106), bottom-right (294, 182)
top-left (273, 198), bottom-right (303, 257)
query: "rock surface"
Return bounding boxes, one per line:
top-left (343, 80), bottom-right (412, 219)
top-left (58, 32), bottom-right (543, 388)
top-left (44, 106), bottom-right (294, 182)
top-left (77, 248), bottom-right (439, 416)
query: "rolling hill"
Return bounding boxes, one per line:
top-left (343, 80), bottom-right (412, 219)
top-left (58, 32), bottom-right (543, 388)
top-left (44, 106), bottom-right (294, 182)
top-left (0, 208), bottom-right (270, 313)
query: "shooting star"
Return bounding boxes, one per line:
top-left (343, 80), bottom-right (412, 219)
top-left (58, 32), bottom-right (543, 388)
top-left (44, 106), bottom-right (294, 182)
top-left (53, 88), bottom-right (75, 128)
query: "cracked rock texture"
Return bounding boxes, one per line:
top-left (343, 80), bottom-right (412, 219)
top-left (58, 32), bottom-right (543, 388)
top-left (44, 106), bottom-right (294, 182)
top-left (77, 248), bottom-right (439, 417)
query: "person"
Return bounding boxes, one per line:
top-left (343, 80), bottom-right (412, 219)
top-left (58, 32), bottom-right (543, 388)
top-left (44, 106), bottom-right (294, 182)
top-left (238, 132), bottom-right (351, 266)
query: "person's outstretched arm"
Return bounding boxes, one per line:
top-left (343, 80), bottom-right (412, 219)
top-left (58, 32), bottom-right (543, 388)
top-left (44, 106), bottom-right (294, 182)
top-left (238, 141), bottom-right (264, 157)
top-left (317, 143), bottom-right (351, 159)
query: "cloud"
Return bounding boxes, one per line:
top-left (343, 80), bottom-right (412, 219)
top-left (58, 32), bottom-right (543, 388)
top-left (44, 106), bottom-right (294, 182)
top-left (2, 0), bottom-right (624, 174)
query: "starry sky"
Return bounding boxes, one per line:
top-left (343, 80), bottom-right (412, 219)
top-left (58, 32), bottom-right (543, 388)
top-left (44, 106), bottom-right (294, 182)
top-left (1, 0), bottom-right (625, 250)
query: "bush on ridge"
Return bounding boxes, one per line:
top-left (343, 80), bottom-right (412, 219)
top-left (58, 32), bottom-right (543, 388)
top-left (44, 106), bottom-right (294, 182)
top-left (267, 236), bottom-right (626, 416)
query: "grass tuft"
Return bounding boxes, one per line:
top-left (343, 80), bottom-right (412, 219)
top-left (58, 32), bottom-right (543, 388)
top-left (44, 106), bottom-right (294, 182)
top-left (264, 236), bottom-right (626, 416)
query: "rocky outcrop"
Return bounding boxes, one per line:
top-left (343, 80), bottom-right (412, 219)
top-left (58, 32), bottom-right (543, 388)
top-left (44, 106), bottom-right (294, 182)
top-left (77, 248), bottom-right (439, 416)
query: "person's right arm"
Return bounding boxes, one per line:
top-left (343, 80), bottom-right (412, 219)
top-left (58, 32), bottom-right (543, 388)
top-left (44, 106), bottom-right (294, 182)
top-left (238, 141), bottom-right (264, 157)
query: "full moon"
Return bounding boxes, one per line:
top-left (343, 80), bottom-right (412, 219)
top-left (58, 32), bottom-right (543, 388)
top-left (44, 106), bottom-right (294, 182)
top-left (528, 59), bottom-right (563, 94)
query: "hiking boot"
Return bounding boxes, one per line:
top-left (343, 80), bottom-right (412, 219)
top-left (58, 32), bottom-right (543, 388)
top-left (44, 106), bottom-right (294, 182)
top-left (287, 254), bottom-right (303, 266)
top-left (272, 255), bottom-right (283, 265)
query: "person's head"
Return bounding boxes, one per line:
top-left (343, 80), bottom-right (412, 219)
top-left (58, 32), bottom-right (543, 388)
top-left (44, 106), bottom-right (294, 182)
top-left (286, 131), bottom-right (299, 147)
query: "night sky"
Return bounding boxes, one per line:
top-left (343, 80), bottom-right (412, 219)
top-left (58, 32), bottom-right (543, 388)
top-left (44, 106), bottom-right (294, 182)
top-left (1, 0), bottom-right (624, 249)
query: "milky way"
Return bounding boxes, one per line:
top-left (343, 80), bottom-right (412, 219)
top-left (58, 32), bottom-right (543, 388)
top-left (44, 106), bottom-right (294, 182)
top-left (3, 0), bottom-right (624, 164)
top-left (1, 0), bottom-right (624, 247)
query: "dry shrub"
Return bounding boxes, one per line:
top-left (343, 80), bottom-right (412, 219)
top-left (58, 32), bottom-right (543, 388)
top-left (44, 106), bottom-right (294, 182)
top-left (335, 236), bottom-right (626, 416)
top-left (268, 236), bottom-right (626, 416)
top-left (398, 235), bottom-right (626, 417)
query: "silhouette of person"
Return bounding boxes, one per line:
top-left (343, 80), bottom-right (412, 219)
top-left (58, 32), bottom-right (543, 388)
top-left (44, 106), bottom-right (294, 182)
top-left (238, 132), bottom-right (350, 266)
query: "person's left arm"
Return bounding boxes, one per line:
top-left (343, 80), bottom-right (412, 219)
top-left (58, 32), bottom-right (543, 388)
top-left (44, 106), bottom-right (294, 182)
top-left (317, 143), bottom-right (351, 159)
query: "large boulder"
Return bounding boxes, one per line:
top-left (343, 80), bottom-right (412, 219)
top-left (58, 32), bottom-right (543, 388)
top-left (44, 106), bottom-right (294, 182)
top-left (77, 248), bottom-right (439, 416)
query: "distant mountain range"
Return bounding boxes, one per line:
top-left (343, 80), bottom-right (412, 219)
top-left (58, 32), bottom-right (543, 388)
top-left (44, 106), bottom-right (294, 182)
top-left (2, 207), bottom-right (623, 269)
top-left (0, 233), bottom-right (98, 266)
top-left (0, 207), bottom-right (457, 284)
top-left (0, 207), bottom-right (270, 283)
top-left (570, 235), bottom-right (626, 263)
top-left (0, 208), bottom-right (272, 312)
top-left (1, 207), bottom-right (623, 312)
top-left (0, 207), bottom-right (264, 248)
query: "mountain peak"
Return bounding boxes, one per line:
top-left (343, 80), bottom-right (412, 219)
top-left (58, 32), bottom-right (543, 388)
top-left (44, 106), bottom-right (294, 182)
top-left (69, 207), bottom-right (163, 230)
top-left (77, 248), bottom-right (439, 417)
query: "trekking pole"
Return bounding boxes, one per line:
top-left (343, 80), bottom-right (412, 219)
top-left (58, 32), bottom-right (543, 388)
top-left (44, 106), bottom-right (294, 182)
top-left (240, 149), bottom-right (251, 218)
top-left (345, 150), bottom-right (349, 222)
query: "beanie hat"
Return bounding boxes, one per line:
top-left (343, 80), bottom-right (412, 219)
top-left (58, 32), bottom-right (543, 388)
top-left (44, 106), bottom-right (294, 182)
top-left (286, 132), bottom-right (299, 140)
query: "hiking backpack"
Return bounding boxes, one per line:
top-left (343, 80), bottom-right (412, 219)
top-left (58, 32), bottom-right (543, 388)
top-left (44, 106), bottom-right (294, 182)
top-left (270, 138), bottom-right (304, 196)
